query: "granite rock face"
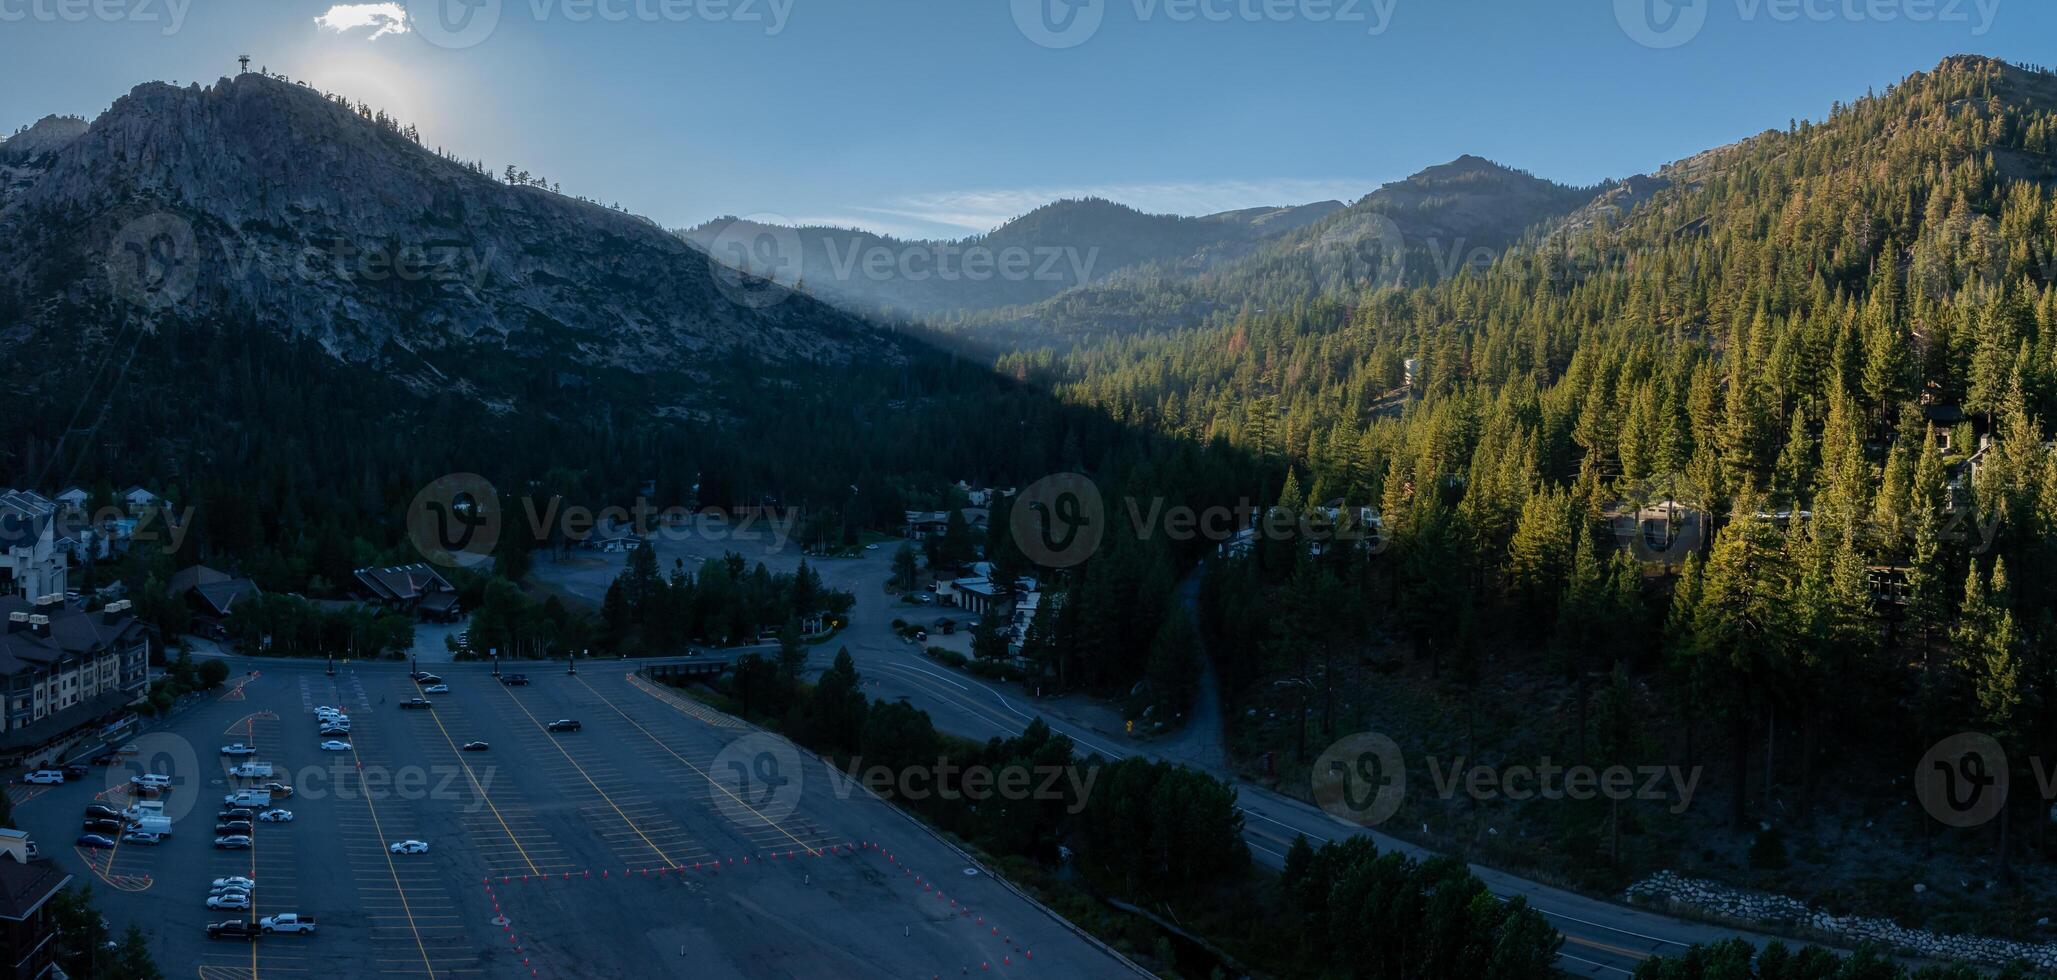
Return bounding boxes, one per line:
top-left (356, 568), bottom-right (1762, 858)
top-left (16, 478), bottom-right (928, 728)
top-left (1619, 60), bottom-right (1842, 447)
top-left (0, 74), bottom-right (898, 399)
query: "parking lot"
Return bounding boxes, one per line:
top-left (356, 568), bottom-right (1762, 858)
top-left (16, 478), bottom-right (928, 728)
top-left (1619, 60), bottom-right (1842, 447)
top-left (11, 660), bottom-right (1131, 978)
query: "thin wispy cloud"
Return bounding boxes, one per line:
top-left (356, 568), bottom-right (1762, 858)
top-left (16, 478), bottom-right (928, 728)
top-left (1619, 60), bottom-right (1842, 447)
top-left (855, 178), bottom-right (1381, 237)
top-left (314, 3), bottom-right (411, 40)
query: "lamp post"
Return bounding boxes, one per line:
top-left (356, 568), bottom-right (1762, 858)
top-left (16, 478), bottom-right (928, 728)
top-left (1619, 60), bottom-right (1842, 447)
top-left (568, 649), bottom-right (580, 675)
top-left (325, 653), bottom-right (334, 677)
top-left (491, 652), bottom-right (500, 678)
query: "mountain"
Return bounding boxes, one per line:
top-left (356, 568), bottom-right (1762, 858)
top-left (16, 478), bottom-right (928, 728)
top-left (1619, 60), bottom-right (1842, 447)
top-left (0, 73), bottom-right (1110, 530)
top-left (962, 155), bottom-right (1599, 348)
top-left (0, 74), bottom-right (907, 387)
top-left (679, 196), bottom-right (1344, 319)
top-left (0, 114), bottom-right (89, 164)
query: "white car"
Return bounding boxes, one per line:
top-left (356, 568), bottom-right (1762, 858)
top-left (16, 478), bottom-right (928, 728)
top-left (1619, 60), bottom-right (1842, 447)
top-left (318, 740), bottom-right (352, 752)
top-left (219, 744), bottom-right (257, 756)
top-left (206, 892), bottom-right (251, 910)
top-left (214, 835), bottom-right (252, 850)
top-left (212, 876), bottom-right (256, 890)
top-left (20, 770), bottom-right (64, 785)
top-left (423, 684), bottom-right (450, 694)
top-left (210, 883), bottom-right (252, 896)
top-left (389, 840), bottom-right (430, 855)
top-left (257, 809), bottom-right (293, 823)
top-left (120, 831), bottom-right (162, 845)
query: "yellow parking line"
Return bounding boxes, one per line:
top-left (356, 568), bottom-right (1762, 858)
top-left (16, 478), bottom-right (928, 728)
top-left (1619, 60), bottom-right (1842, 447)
top-left (493, 683), bottom-right (679, 866)
top-left (405, 681), bottom-right (542, 877)
top-left (579, 674), bottom-right (821, 856)
top-left (345, 744), bottom-right (437, 980)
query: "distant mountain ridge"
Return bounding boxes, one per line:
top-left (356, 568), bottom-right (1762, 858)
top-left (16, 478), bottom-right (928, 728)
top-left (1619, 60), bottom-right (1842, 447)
top-left (959, 154), bottom-right (1602, 347)
top-left (679, 196), bottom-right (1344, 319)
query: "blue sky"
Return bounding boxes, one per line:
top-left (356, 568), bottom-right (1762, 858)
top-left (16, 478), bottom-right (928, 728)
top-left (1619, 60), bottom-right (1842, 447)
top-left (0, 0), bottom-right (2039, 239)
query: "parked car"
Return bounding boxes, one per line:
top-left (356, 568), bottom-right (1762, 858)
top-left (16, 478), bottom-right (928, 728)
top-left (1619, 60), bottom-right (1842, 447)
top-left (211, 876), bottom-right (256, 890)
top-left (219, 807), bottom-right (254, 820)
top-left (61, 764), bottom-right (87, 780)
top-left (219, 744), bottom-right (257, 756)
top-left (206, 920), bottom-right (261, 941)
top-left (400, 698), bottom-right (434, 710)
top-left (21, 770), bottom-right (64, 785)
top-left (461, 741), bottom-right (489, 752)
top-left (120, 831), bottom-right (163, 845)
top-left (228, 762), bottom-right (274, 778)
top-left (501, 674), bottom-right (530, 686)
top-left (209, 883), bottom-right (251, 896)
top-left (206, 892), bottom-right (251, 910)
top-left (258, 913), bottom-right (317, 934)
top-left (83, 804), bottom-right (121, 821)
top-left (83, 819), bottom-right (121, 835)
top-left (417, 673), bottom-right (442, 685)
top-left (389, 840), bottom-right (430, 855)
top-left (262, 782), bottom-right (294, 798)
top-left (257, 808), bottom-right (293, 823)
top-left (318, 740), bottom-right (352, 752)
top-left (546, 719), bottom-right (581, 733)
top-left (423, 684), bottom-right (450, 694)
top-left (215, 820), bottom-right (253, 834)
top-left (75, 834), bottom-right (115, 849)
top-left (214, 835), bottom-right (252, 849)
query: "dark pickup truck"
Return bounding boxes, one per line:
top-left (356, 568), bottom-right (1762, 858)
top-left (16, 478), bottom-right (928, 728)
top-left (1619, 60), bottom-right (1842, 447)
top-left (206, 920), bottom-right (261, 941)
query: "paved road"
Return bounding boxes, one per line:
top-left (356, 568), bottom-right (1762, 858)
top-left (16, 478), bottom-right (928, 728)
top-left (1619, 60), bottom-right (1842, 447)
top-left (11, 657), bottom-right (1141, 979)
top-left (524, 522), bottom-right (1790, 975)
